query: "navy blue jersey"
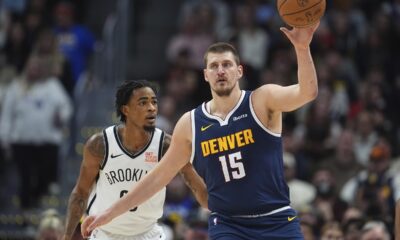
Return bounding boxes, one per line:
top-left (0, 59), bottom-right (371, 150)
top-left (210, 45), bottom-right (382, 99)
top-left (190, 91), bottom-right (290, 216)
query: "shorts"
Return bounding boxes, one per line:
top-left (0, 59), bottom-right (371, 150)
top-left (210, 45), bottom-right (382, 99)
top-left (208, 208), bottom-right (303, 240)
top-left (89, 224), bottom-right (166, 240)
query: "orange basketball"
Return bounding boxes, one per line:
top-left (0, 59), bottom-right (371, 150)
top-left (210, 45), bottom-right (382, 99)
top-left (277, 0), bottom-right (326, 28)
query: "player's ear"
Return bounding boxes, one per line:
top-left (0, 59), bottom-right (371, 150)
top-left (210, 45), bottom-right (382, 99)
top-left (237, 65), bottom-right (243, 78)
top-left (121, 105), bottom-right (129, 117)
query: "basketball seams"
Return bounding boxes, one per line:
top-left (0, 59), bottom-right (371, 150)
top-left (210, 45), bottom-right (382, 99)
top-left (281, 0), bottom-right (323, 16)
top-left (278, 0), bottom-right (288, 11)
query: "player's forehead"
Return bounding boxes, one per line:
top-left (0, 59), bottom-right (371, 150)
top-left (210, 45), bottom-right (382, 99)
top-left (131, 87), bottom-right (156, 101)
top-left (206, 52), bottom-right (236, 66)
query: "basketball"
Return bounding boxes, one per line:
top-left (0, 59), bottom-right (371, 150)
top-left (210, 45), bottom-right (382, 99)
top-left (277, 0), bottom-right (326, 28)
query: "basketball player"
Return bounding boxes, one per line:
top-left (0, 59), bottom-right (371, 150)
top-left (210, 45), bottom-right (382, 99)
top-left (82, 23), bottom-right (320, 239)
top-left (62, 80), bottom-right (207, 240)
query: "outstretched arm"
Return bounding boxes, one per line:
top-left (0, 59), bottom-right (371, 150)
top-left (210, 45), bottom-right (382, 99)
top-left (62, 133), bottom-right (104, 240)
top-left (253, 22), bottom-right (319, 113)
top-left (81, 112), bottom-right (193, 237)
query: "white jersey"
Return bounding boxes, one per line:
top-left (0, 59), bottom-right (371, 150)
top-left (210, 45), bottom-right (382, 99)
top-left (87, 126), bottom-right (166, 236)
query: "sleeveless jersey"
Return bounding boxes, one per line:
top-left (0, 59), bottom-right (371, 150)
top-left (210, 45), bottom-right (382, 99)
top-left (87, 126), bottom-right (166, 235)
top-left (190, 90), bottom-right (290, 216)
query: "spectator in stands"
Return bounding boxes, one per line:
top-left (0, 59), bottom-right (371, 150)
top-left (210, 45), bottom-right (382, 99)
top-left (320, 221), bottom-right (344, 240)
top-left (53, 1), bottom-right (95, 88)
top-left (166, 2), bottom-right (215, 71)
top-left (360, 221), bottom-right (390, 240)
top-left (341, 138), bottom-right (400, 225)
top-left (32, 28), bottom-right (74, 95)
top-left (283, 151), bottom-right (316, 211)
top-left (300, 221), bottom-right (316, 240)
top-left (0, 55), bottom-right (73, 210)
top-left (353, 111), bottom-right (379, 166)
top-left (2, 21), bottom-right (31, 73)
top-left (231, 3), bottom-right (270, 90)
top-left (342, 217), bottom-right (364, 240)
top-left (320, 129), bottom-right (364, 191)
top-left (312, 168), bottom-right (348, 223)
top-left (36, 209), bottom-right (64, 240)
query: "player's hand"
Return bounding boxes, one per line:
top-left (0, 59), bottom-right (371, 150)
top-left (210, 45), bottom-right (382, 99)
top-left (81, 215), bottom-right (94, 238)
top-left (280, 21), bottom-right (320, 50)
top-left (81, 212), bottom-right (112, 238)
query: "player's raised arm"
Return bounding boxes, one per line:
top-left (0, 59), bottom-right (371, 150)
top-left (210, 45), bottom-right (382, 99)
top-left (253, 23), bottom-right (319, 113)
top-left (81, 112), bottom-right (193, 236)
top-left (62, 133), bottom-right (104, 240)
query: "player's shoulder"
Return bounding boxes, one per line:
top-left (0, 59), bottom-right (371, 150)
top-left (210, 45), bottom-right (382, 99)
top-left (85, 131), bottom-right (106, 159)
top-left (253, 83), bottom-right (279, 96)
top-left (86, 131), bottom-right (105, 144)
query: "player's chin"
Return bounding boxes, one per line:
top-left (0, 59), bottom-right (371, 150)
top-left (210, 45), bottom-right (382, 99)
top-left (144, 124), bottom-right (156, 132)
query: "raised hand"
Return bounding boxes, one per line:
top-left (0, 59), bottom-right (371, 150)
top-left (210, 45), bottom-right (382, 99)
top-left (280, 22), bottom-right (320, 50)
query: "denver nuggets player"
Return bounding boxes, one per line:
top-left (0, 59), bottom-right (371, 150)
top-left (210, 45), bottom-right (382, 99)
top-left (62, 80), bottom-right (207, 240)
top-left (82, 22), bottom-right (320, 240)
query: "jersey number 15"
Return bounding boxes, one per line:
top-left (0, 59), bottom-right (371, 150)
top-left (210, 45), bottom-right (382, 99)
top-left (218, 152), bottom-right (246, 182)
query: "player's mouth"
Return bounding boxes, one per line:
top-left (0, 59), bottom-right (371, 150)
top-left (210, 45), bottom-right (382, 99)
top-left (217, 78), bottom-right (227, 83)
top-left (146, 115), bottom-right (156, 123)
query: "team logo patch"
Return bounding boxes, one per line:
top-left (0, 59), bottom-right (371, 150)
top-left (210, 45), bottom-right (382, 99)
top-left (297, 0), bottom-right (308, 7)
top-left (145, 152), bottom-right (158, 163)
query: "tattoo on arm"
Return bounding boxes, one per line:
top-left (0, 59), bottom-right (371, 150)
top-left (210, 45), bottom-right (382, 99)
top-left (87, 133), bottom-right (105, 159)
top-left (64, 191), bottom-right (88, 237)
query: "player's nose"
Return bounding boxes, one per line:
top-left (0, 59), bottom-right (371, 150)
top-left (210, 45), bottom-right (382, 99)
top-left (148, 103), bottom-right (157, 112)
top-left (217, 66), bottom-right (225, 75)
top-left (217, 64), bottom-right (225, 74)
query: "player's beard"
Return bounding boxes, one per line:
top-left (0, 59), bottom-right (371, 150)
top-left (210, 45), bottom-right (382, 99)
top-left (214, 80), bottom-right (236, 97)
top-left (144, 125), bottom-right (155, 132)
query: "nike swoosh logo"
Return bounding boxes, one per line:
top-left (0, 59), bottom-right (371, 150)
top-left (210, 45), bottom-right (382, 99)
top-left (111, 153), bottom-right (123, 158)
top-left (201, 124), bottom-right (213, 131)
top-left (288, 216), bottom-right (297, 222)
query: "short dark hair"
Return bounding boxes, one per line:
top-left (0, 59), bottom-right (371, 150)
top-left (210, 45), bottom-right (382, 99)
top-left (115, 80), bottom-right (158, 122)
top-left (203, 42), bottom-right (240, 66)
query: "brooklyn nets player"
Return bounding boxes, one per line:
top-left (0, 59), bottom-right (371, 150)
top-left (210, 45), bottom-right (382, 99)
top-left (62, 80), bottom-right (207, 240)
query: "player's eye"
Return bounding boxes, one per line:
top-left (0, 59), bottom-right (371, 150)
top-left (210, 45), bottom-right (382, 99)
top-left (209, 64), bottom-right (217, 69)
top-left (223, 62), bottom-right (232, 68)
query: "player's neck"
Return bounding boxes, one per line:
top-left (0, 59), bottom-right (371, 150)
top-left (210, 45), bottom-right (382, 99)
top-left (209, 88), bottom-right (242, 119)
top-left (118, 124), bottom-right (152, 154)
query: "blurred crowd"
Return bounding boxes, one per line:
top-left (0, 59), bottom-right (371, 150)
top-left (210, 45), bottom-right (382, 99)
top-left (1, 0), bottom-right (400, 239)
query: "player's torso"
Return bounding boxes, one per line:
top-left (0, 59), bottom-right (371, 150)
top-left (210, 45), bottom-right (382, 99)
top-left (88, 126), bottom-right (166, 235)
top-left (191, 91), bottom-right (290, 216)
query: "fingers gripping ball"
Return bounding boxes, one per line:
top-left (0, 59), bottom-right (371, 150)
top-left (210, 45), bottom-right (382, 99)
top-left (277, 0), bottom-right (326, 28)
